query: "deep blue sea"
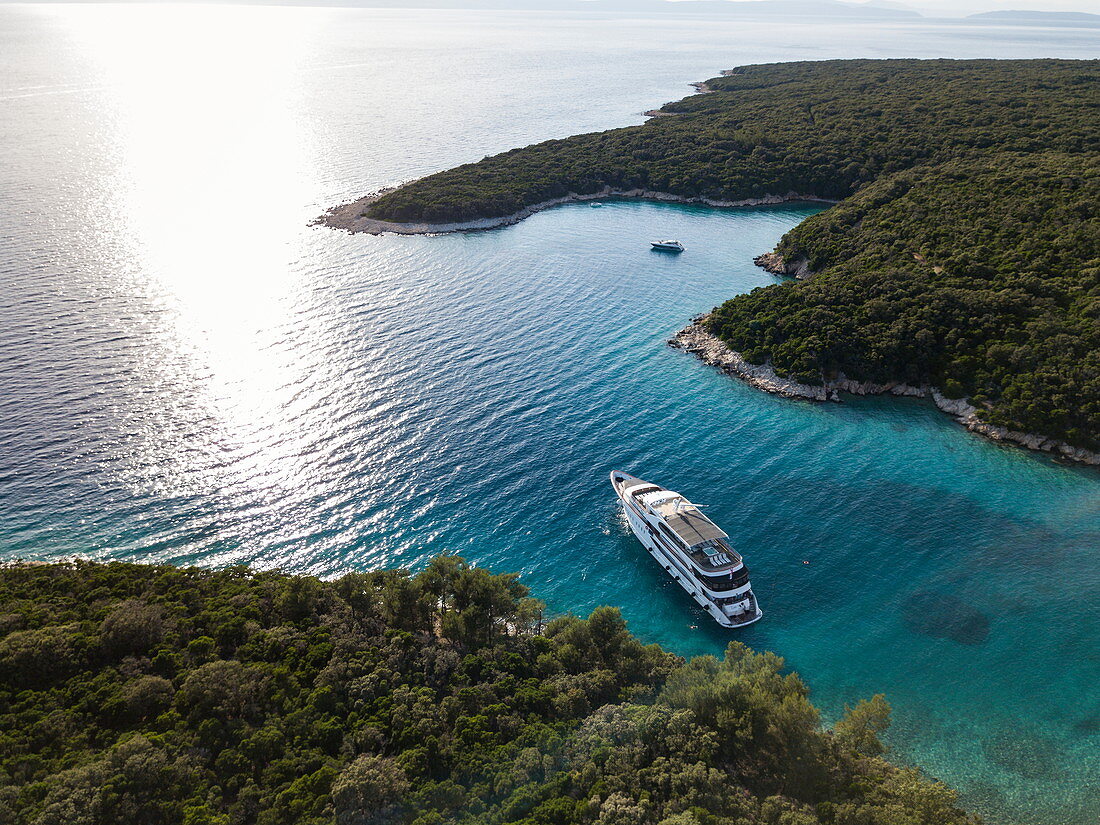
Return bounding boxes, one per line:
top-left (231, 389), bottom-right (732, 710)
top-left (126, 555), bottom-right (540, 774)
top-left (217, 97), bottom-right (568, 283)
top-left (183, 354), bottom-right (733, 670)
top-left (1, 5), bottom-right (1098, 823)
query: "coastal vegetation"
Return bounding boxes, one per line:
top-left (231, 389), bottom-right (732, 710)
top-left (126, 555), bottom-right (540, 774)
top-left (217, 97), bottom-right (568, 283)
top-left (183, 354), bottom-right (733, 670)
top-left (0, 559), bottom-right (977, 825)
top-left (710, 152), bottom-right (1099, 448)
top-left (363, 59), bottom-right (1100, 450)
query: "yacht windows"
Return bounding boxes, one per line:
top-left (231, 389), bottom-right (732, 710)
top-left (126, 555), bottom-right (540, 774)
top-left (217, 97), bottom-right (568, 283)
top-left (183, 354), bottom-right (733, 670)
top-left (694, 566), bottom-right (750, 592)
top-left (656, 522), bottom-right (688, 551)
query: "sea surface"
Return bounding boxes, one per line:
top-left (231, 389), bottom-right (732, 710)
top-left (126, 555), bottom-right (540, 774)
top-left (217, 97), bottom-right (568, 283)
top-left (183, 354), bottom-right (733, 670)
top-left (1, 4), bottom-right (1098, 823)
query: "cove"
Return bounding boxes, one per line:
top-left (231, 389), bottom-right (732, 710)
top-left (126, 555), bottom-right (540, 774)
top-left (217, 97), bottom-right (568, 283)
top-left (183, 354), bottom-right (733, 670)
top-left (2, 7), bottom-right (1099, 822)
top-left (7, 198), bottom-right (1096, 824)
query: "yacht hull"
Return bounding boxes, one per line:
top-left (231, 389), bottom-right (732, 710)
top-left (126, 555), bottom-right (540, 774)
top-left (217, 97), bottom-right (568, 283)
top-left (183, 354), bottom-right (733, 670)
top-left (611, 471), bottom-right (763, 628)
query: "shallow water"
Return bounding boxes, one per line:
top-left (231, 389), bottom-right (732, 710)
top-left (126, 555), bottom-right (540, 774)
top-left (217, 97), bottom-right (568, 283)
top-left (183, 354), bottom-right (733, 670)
top-left (1, 5), bottom-right (1098, 823)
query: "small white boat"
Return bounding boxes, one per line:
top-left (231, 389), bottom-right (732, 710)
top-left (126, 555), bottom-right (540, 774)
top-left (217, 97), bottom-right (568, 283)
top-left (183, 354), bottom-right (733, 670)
top-left (590, 202), bottom-right (603, 208)
top-left (651, 240), bottom-right (684, 252)
top-left (611, 471), bottom-right (762, 628)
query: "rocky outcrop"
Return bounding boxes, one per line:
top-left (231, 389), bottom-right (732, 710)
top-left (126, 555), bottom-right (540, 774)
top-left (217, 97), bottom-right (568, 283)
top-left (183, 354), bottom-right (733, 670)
top-left (645, 78), bottom-right (714, 118)
top-left (753, 251), bottom-right (814, 279)
top-left (670, 314), bottom-right (839, 401)
top-left (670, 315), bottom-right (1100, 466)
top-left (317, 187), bottom-right (834, 236)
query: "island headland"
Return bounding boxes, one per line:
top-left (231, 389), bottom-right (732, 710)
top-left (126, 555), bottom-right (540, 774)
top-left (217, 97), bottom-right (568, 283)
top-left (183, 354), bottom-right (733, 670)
top-left (319, 187), bottom-right (832, 235)
top-left (672, 313), bottom-right (1100, 466)
top-left (321, 59), bottom-right (1099, 463)
top-left (0, 558), bottom-right (979, 825)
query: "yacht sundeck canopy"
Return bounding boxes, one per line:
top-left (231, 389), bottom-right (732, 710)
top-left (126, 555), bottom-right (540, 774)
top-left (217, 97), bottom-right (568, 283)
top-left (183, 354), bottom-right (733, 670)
top-left (665, 508), bottom-right (727, 546)
top-left (640, 491), bottom-right (727, 546)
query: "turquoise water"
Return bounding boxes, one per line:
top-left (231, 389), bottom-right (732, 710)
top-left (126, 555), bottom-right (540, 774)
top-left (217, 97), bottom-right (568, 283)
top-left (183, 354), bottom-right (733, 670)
top-left (1, 5), bottom-right (1098, 824)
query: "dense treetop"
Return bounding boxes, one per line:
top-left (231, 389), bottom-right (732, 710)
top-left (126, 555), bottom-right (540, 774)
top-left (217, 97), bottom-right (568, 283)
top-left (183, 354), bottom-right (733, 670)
top-left (710, 152), bottom-right (1099, 448)
top-left (365, 59), bottom-right (1099, 449)
top-left (0, 559), bottom-right (977, 825)
top-left (367, 59), bottom-right (1096, 224)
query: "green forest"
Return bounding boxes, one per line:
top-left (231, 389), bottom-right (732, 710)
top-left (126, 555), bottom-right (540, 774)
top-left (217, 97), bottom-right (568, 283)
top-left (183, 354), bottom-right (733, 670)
top-left (365, 59), bottom-right (1099, 450)
top-left (0, 559), bottom-right (977, 825)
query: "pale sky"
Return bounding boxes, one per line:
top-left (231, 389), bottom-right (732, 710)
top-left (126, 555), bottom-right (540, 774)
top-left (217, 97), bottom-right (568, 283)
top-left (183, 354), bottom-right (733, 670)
top-left (890, 0), bottom-right (1100, 14)
top-left (715, 0), bottom-right (1100, 16)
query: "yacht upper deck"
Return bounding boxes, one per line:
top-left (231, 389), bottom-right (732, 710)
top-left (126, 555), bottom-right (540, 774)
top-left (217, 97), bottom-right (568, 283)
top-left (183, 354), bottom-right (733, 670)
top-left (637, 490), bottom-right (743, 571)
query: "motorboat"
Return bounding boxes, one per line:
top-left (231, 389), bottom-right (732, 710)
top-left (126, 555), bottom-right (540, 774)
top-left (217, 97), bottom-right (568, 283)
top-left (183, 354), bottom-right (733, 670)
top-left (651, 240), bottom-right (684, 252)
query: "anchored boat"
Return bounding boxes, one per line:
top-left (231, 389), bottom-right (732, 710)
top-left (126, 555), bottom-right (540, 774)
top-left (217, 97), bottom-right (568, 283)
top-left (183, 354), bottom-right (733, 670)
top-left (610, 471), bottom-right (762, 628)
top-left (650, 239), bottom-right (684, 252)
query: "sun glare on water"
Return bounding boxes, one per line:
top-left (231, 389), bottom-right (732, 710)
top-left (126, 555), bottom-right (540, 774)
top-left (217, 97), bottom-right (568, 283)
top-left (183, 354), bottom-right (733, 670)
top-left (58, 5), bottom-right (331, 516)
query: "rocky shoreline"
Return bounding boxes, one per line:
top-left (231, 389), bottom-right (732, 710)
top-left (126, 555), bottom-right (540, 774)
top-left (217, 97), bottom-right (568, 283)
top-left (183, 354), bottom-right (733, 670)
top-left (670, 315), bottom-right (1100, 466)
top-left (753, 250), bottom-right (814, 280)
top-left (643, 79), bottom-right (716, 116)
top-left (316, 187), bottom-right (833, 236)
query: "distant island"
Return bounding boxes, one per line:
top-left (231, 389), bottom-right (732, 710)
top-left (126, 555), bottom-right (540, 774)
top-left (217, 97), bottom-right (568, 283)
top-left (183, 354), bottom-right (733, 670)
top-left (328, 0), bottom-right (923, 19)
top-left (967, 10), bottom-right (1100, 25)
top-left (321, 59), bottom-right (1099, 463)
top-left (0, 559), bottom-right (978, 825)
top-left (290, 0), bottom-right (1100, 24)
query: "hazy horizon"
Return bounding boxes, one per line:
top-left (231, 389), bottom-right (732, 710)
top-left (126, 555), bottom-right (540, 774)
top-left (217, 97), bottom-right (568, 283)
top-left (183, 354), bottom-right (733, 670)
top-left (3, 0), bottom-right (1100, 22)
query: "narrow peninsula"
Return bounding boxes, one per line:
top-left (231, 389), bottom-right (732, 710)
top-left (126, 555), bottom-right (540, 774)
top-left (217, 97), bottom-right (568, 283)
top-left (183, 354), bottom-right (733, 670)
top-left (321, 59), bottom-right (1099, 463)
top-left (0, 559), bottom-right (978, 825)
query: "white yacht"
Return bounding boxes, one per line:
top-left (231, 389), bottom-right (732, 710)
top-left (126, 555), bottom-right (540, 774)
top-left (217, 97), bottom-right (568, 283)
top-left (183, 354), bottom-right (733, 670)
top-left (650, 240), bottom-right (684, 252)
top-left (610, 471), bottom-right (762, 628)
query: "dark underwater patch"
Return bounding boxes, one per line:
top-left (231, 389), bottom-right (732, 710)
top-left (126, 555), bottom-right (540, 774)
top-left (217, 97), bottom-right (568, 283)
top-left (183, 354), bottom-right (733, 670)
top-left (1072, 715), bottom-right (1100, 735)
top-left (903, 591), bottom-right (990, 645)
top-left (982, 729), bottom-right (1065, 780)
